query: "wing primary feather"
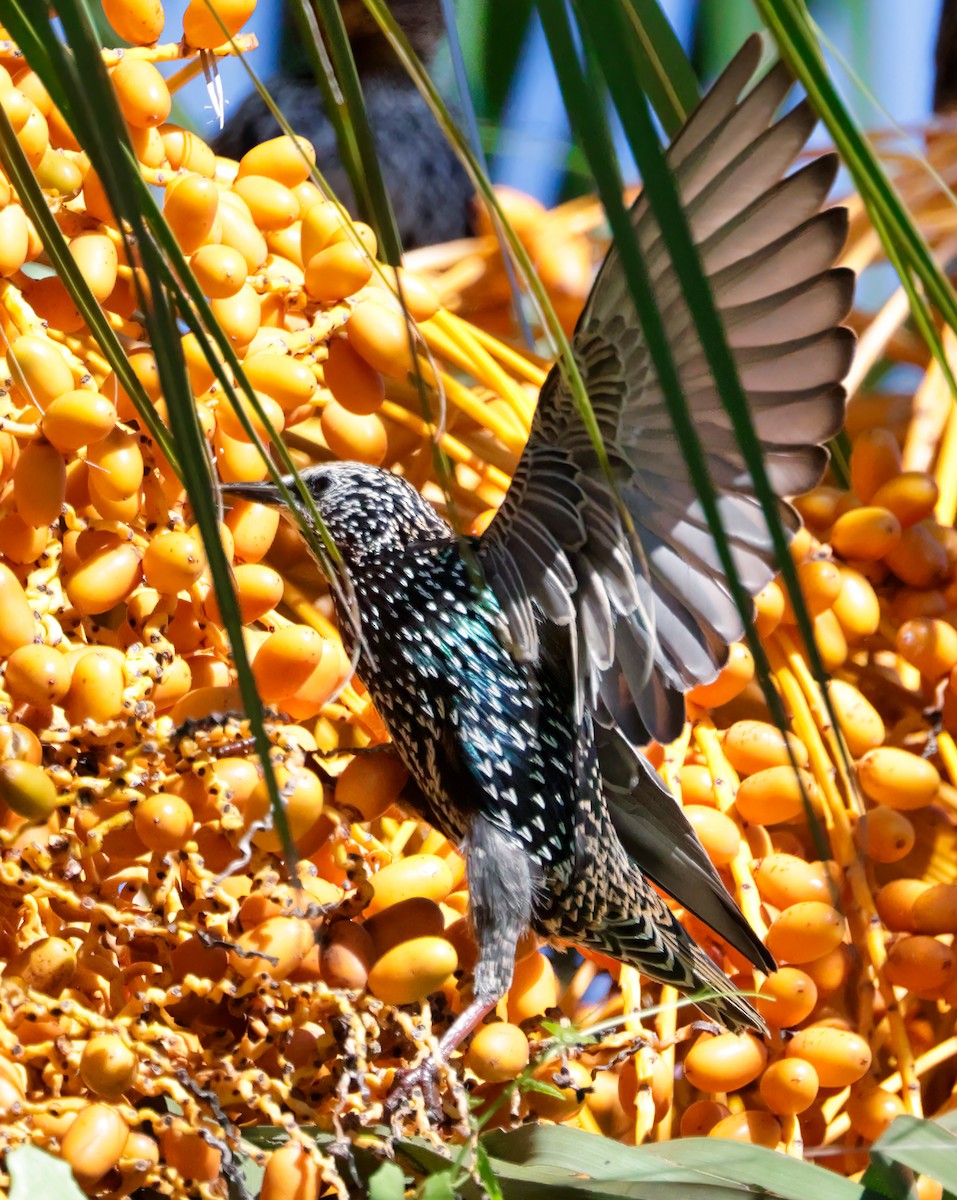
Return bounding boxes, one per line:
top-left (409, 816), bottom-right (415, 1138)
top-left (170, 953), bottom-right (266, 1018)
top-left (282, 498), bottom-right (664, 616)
top-left (713, 207), bottom-right (849, 306)
top-left (669, 35), bottom-right (765, 165)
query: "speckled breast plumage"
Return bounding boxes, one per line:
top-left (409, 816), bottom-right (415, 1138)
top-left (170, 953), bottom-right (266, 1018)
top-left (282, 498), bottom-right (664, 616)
top-left (341, 538), bottom-right (577, 867)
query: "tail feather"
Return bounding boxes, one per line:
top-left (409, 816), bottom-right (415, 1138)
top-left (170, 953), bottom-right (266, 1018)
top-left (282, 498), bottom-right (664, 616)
top-left (681, 942), bottom-right (767, 1035)
top-left (597, 724), bottom-right (774, 977)
top-left (588, 889), bottom-right (768, 1036)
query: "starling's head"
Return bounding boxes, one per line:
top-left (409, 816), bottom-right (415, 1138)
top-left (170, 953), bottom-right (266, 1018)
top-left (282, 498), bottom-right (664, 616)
top-left (222, 462), bottom-right (451, 564)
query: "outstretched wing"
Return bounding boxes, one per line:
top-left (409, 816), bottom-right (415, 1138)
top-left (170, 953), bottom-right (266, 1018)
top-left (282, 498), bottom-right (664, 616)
top-left (479, 34), bottom-right (854, 744)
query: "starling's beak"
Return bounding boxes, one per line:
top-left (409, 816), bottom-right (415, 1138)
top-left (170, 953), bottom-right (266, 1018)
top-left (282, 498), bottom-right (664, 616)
top-left (220, 480), bottom-right (286, 508)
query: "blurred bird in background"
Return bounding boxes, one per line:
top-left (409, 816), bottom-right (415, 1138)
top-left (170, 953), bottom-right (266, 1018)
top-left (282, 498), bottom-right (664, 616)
top-left (214, 0), bottom-right (474, 248)
top-left (226, 35), bottom-right (854, 1111)
top-left (936, 0), bottom-right (957, 114)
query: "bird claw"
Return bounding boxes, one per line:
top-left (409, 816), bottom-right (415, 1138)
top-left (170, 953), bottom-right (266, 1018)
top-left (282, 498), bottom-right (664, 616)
top-left (666, 1019), bottom-right (722, 1049)
top-left (384, 1058), bottom-right (442, 1121)
top-left (689, 1018), bottom-right (724, 1037)
top-left (309, 742), bottom-right (395, 760)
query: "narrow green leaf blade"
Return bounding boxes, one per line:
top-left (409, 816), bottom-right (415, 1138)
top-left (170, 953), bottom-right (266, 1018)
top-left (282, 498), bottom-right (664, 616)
top-left (621, 0), bottom-right (699, 134)
top-left (421, 1170), bottom-right (458, 1200)
top-left (482, 1125), bottom-right (866, 1199)
top-left (755, 0), bottom-right (957, 340)
top-left (292, 0), bottom-right (404, 264)
top-left (475, 1143), bottom-right (506, 1200)
top-left (369, 1161), bottom-right (407, 1200)
top-left (858, 1150), bottom-right (919, 1200)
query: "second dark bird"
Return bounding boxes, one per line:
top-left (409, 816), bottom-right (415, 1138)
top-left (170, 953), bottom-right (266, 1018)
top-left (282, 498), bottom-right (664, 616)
top-left (214, 0), bottom-right (473, 249)
top-left (224, 36), bottom-right (855, 1104)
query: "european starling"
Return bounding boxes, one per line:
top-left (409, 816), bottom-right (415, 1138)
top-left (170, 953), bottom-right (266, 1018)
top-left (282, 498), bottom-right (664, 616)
top-left (214, 0), bottom-right (474, 249)
top-left (224, 36), bottom-right (854, 1099)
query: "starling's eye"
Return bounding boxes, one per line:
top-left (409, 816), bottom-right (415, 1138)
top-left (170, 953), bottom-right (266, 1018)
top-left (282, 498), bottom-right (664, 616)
top-left (306, 472), bottom-right (331, 499)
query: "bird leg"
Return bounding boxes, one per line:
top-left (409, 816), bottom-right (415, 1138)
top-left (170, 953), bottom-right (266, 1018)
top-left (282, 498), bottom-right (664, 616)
top-left (384, 993), bottom-right (498, 1121)
top-left (384, 817), bottom-right (535, 1121)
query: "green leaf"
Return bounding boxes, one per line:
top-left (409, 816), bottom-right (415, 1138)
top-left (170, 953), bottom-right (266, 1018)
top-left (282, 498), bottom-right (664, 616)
top-left (696, 1), bottom-right (763, 77)
top-left (934, 1108), bottom-right (957, 1136)
top-left (539, 1018), bottom-right (597, 1048)
top-left (230, 1149), bottom-right (265, 1200)
top-left (420, 1169), bottom-right (458, 1199)
top-left (480, 0), bottom-right (534, 120)
top-left (475, 1143), bottom-right (505, 1200)
top-left (858, 1150), bottom-right (918, 1200)
top-left (8, 1146), bottom-right (85, 1200)
top-left (369, 1161), bottom-right (408, 1200)
top-left (871, 1115), bottom-right (957, 1195)
top-left (521, 1077), bottom-right (567, 1100)
top-left (394, 1136), bottom-right (459, 1176)
top-left (240, 1125), bottom-right (302, 1150)
top-left (481, 1126), bottom-right (866, 1199)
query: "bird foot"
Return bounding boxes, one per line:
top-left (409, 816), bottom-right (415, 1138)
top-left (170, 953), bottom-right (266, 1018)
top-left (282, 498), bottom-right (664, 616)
top-left (384, 1058), bottom-right (443, 1122)
top-left (310, 742), bottom-right (396, 760)
top-left (665, 1018), bottom-right (722, 1049)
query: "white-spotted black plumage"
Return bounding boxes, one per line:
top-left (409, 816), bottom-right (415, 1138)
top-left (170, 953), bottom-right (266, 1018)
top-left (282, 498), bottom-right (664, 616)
top-left (224, 37), bottom-right (853, 1040)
